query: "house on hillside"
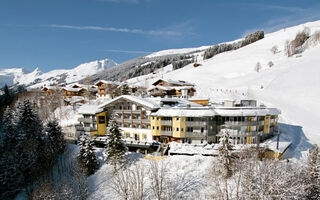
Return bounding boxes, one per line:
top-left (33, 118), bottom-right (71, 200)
top-left (95, 80), bottom-right (121, 98)
top-left (148, 79), bottom-right (196, 98)
top-left (61, 83), bottom-right (97, 105)
top-left (42, 86), bottom-right (59, 96)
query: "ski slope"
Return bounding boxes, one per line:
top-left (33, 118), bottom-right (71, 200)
top-left (128, 20), bottom-right (320, 151)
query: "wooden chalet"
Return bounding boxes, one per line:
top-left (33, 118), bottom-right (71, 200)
top-left (148, 79), bottom-right (196, 98)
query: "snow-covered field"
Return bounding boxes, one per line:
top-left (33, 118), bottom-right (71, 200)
top-left (127, 20), bottom-right (320, 153)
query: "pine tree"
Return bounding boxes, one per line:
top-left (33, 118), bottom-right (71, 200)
top-left (46, 119), bottom-right (66, 155)
top-left (3, 84), bottom-right (12, 106)
top-left (15, 99), bottom-right (44, 182)
top-left (305, 144), bottom-right (320, 199)
top-left (105, 117), bottom-right (127, 171)
top-left (121, 83), bottom-right (130, 95)
top-left (2, 106), bottom-right (17, 146)
top-left (78, 136), bottom-right (99, 176)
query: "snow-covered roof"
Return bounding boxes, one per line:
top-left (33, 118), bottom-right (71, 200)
top-left (78, 105), bottom-right (103, 115)
top-left (95, 80), bottom-right (120, 86)
top-left (98, 95), bottom-right (160, 110)
top-left (62, 87), bottom-right (85, 92)
top-left (147, 85), bottom-right (194, 92)
top-left (213, 107), bottom-right (281, 116)
top-left (42, 86), bottom-right (57, 90)
top-left (151, 107), bottom-right (216, 117)
top-left (152, 79), bottom-right (195, 86)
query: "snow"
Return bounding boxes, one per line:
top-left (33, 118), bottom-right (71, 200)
top-left (145, 46), bottom-right (211, 58)
top-left (0, 58), bottom-right (117, 89)
top-left (214, 107), bottom-right (281, 116)
top-left (98, 95), bottom-right (160, 110)
top-left (78, 105), bottom-right (103, 115)
top-left (87, 152), bottom-right (215, 200)
top-left (125, 20), bottom-right (320, 152)
top-left (148, 85), bottom-right (194, 91)
top-left (152, 107), bottom-right (216, 117)
top-left (262, 134), bottom-right (292, 154)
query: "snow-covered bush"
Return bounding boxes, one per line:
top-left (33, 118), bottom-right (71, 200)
top-left (254, 62), bottom-right (262, 72)
top-left (270, 45), bottom-right (278, 54)
top-left (268, 61), bottom-right (274, 67)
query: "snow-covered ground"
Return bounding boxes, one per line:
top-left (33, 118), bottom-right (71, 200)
top-left (127, 20), bottom-right (320, 155)
top-left (88, 151), bottom-right (215, 200)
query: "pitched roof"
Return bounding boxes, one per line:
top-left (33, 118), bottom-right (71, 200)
top-left (94, 80), bottom-right (121, 86)
top-left (151, 79), bottom-right (195, 86)
top-left (148, 85), bottom-right (195, 92)
top-left (98, 95), bottom-right (160, 110)
top-left (78, 105), bottom-right (103, 115)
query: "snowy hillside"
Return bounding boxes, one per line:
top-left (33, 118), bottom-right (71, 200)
top-left (127, 20), bottom-right (320, 150)
top-left (0, 58), bottom-right (117, 88)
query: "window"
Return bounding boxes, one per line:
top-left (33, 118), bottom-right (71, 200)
top-left (187, 117), bottom-right (194, 121)
top-left (98, 116), bottom-right (105, 124)
top-left (157, 126), bottom-right (159, 130)
top-left (181, 128), bottom-right (184, 132)
top-left (176, 128), bottom-right (179, 131)
top-left (157, 117), bottom-right (159, 120)
top-left (201, 127), bottom-right (204, 133)
top-left (187, 127), bottom-right (193, 132)
top-left (176, 118), bottom-right (179, 121)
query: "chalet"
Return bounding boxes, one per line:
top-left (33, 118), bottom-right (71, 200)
top-left (117, 83), bottom-right (147, 96)
top-left (148, 79), bottom-right (196, 98)
top-left (61, 83), bottom-right (97, 103)
top-left (95, 80), bottom-right (121, 98)
top-left (42, 86), bottom-right (58, 96)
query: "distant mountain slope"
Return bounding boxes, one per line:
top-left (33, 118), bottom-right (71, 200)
top-left (126, 20), bottom-right (320, 150)
top-left (0, 58), bottom-right (117, 88)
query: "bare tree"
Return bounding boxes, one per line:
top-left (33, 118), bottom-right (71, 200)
top-left (149, 160), bottom-right (168, 200)
top-left (112, 164), bottom-right (146, 200)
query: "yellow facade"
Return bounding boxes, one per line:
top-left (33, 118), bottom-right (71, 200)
top-left (151, 116), bottom-right (161, 136)
top-left (95, 111), bottom-right (107, 136)
top-left (264, 115), bottom-right (271, 134)
top-left (246, 136), bottom-right (252, 144)
top-left (172, 117), bottom-right (186, 138)
top-left (273, 115), bottom-right (278, 126)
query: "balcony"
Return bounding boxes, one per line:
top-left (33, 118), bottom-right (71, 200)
top-left (186, 131), bottom-right (206, 138)
top-left (141, 119), bottom-right (150, 124)
top-left (113, 109), bottom-right (143, 114)
top-left (84, 127), bottom-right (97, 132)
top-left (186, 121), bottom-right (207, 127)
top-left (160, 120), bottom-right (172, 126)
top-left (160, 130), bottom-right (172, 136)
top-left (132, 119), bottom-right (141, 124)
top-left (225, 130), bottom-right (264, 137)
top-left (78, 117), bottom-right (96, 123)
top-left (224, 120), bottom-right (264, 127)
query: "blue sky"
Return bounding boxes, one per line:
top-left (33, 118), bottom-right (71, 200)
top-left (0, 0), bottom-right (320, 72)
